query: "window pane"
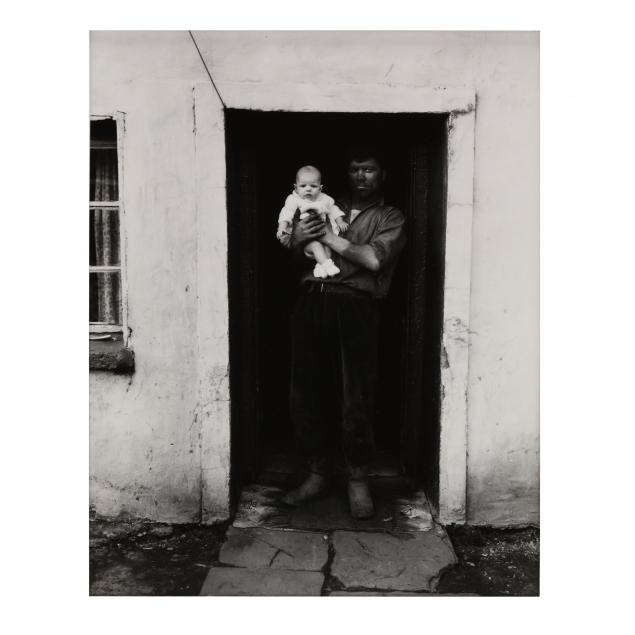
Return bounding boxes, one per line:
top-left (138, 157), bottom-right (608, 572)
top-left (90, 207), bottom-right (120, 266)
top-left (90, 271), bottom-right (122, 325)
top-left (90, 147), bottom-right (119, 201)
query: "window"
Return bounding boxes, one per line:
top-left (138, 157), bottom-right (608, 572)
top-left (89, 114), bottom-right (133, 372)
top-left (90, 117), bottom-right (124, 333)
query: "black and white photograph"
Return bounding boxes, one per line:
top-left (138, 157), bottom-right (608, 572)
top-left (88, 30), bottom-right (539, 596)
top-left (6, 2), bottom-right (635, 630)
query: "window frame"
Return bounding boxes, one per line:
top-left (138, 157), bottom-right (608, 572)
top-left (89, 112), bottom-right (129, 344)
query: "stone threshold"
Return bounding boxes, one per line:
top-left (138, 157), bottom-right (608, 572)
top-left (200, 470), bottom-right (458, 596)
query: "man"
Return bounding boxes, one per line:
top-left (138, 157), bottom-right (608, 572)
top-left (282, 149), bottom-right (406, 519)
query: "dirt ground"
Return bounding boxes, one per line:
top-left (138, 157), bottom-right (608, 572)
top-left (89, 519), bottom-right (229, 596)
top-left (438, 525), bottom-right (539, 596)
top-left (90, 518), bottom-right (538, 596)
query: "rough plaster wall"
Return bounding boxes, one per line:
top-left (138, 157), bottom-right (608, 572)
top-left (193, 30), bottom-right (481, 87)
top-left (89, 32), bottom-right (212, 522)
top-left (465, 35), bottom-right (540, 525)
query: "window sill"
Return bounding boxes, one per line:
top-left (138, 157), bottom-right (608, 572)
top-left (89, 331), bottom-right (134, 374)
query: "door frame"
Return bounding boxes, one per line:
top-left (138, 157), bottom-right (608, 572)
top-left (194, 81), bottom-right (476, 525)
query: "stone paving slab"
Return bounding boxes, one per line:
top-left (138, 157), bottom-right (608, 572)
top-left (219, 527), bottom-right (329, 571)
top-left (199, 567), bottom-right (324, 596)
top-left (329, 592), bottom-right (479, 596)
top-left (329, 591), bottom-right (424, 596)
top-left (234, 481), bottom-right (434, 533)
top-left (331, 530), bottom-right (457, 592)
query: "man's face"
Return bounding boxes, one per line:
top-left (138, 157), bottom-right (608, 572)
top-left (348, 158), bottom-right (384, 200)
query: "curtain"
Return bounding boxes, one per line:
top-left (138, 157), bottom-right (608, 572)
top-left (90, 147), bottom-right (121, 324)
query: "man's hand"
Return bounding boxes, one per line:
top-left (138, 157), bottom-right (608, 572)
top-left (291, 212), bottom-right (325, 248)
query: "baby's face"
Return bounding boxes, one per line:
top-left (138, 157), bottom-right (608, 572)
top-left (294, 173), bottom-right (322, 201)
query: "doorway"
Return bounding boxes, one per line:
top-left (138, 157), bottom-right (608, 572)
top-left (225, 110), bottom-right (447, 509)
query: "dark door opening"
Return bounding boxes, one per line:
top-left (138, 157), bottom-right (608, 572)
top-left (226, 110), bottom-right (447, 509)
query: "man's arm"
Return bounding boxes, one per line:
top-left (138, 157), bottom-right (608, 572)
top-left (321, 227), bottom-right (381, 272)
top-left (320, 208), bottom-right (406, 273)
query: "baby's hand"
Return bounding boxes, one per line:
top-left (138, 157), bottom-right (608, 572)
top-left (278, 225), bottom-right (293, 245)
top-left (277, 223), bottom-right (292, 241)
top-left (337, 219), bottom-right (349, 233)
top-left (280, 235), bottom-right (292, 247)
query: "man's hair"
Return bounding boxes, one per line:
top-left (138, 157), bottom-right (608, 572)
top-left (295, 165), bottom-right (322, 182)
top-left (345, 146), bottom-right (386, 170)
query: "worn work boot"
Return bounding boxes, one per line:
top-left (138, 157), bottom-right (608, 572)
top-left (347, 467), bottom-right (374, 519)
top-left (281, 472), bottom-right (330, 507)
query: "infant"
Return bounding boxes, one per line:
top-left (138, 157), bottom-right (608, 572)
top-left (277, 165), bottom-right (349, 278)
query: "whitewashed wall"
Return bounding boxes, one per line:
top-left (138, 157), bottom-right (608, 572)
top-left (89, 31), bottom-right (539, 526)
top-left (89, 31), bottom-right (227, 523)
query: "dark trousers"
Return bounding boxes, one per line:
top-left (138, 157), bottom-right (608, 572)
top-left (289, 284), bottom-right (380, 470)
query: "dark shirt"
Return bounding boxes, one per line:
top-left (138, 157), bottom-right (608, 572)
top-left (293, 196), bottom-right (406, 299)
